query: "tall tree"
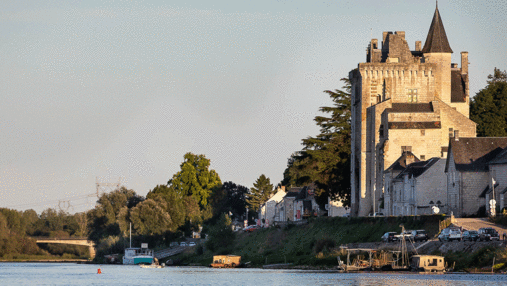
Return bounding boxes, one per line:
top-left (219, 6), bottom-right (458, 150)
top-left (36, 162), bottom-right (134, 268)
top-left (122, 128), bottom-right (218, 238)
top-left (88, 187), bottom-right (143, 242)
top-left (282, 78), bottom-right (351, 207)
top-left (129, 199), bottom-right (172, 236)
top-left (209, 181), bottom-right (248, 219)
top-left (167, 153), bottom-right (222, 208)
top-left (146, 185), bottom-right (186, 231)
top-left (471, 67), bottom-right (507, 137)
top-left (247, 175), bottom-right (274, 211)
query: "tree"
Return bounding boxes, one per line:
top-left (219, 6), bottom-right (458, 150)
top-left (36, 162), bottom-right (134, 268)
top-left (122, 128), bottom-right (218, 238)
top-left (282, 78), bottom-right (351, 207)
top-left (471, 68), bottom-right (507, 137)
top-left (146, 185), bottom-right (186, 230)
top-left (247, 175), bottom-right (274, 211)
top-left (205, 213), bottom-right (235, 251)
top-left (88, 187), bottom-right (144, 242)
top-left (209, 181), bottom-right (248, 219)
top-left (167, 153), bottom-right (222, 208)
top-left (129, 199), bottom-right (172, 236)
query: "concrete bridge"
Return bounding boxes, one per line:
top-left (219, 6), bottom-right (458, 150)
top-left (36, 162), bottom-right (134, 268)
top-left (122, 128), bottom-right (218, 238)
top-left (33, 237), bottom-right (96, 259)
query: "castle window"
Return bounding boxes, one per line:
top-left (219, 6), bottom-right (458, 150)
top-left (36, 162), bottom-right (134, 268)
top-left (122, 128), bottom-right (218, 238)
top-left (407, 89), bottom-right (418, 103)
top-left (421, 129), bottom-right (425, 136)
top-left (420, 155), bottom-right (425, 160)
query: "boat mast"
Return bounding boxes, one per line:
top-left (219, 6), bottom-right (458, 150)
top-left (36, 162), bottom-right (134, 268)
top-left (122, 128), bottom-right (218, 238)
top-left (130, 222), bottom-right (132, 248)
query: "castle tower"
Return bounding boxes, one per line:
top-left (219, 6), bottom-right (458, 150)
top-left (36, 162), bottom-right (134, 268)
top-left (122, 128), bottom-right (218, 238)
top-left (349, 5), bottom-right (476, 217)
top-left (422, 4), bottom-right (453, 103)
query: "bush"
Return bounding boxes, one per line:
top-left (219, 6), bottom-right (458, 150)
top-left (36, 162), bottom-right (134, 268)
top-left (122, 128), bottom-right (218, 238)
top-left (205, 214), bottom-right (235, 252)
top-left (313, 238), bottom-right (336, 254)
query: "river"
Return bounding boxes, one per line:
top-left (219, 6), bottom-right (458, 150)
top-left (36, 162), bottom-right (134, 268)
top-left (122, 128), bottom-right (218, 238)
top-left (1, 263), bottom-right (507, 285)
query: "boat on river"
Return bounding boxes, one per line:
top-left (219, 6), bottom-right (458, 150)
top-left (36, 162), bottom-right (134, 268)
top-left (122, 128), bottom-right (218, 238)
top-left (210, 255), bottom-right (242, 268)
top-left (122, 246), bottom-right (154, 265)
top-left (122, 223), bottom-right (154, 265)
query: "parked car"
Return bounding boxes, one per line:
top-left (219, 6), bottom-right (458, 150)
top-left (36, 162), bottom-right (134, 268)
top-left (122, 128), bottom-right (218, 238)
top-left (411, 230), bottom-right (429, 242)
top-left (169, 242), bottom-right (179, 248)
top-left (381, 232), bottom-right (398, 242)
top-left (180, 242), bottom-right (188, 247)
top-left (189, 242), bottom-right (197, 247)
top-left (462, 230), bottom-right (479, 241)
top-left (243, 225), bottom-right (259, 232)
top-left (368, 212), bottom-right (385, 217)
top-left (438, 228), bottom-right (462, 242)
top-left (478, 228), bottom-right (500, 241)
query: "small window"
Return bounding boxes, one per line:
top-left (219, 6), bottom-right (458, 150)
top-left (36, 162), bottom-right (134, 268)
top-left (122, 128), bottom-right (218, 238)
top-left (407, 89), bottom-right (418, 103)
top-left (420, 155), bottom-right (425, 160)
top-left (421, 130), bottom-right (425, 136)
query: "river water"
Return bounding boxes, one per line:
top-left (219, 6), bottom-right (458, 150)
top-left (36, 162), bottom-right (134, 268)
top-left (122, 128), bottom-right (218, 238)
top-left (1, 263), bottom-right (507, 285)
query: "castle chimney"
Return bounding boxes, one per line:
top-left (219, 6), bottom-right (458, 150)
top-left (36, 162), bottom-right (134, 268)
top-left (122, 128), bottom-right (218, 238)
top-left (371, 39), bottom-right (378, 49)
top-left (415, 41), bottom-right (421, 51)
top-left (454, 130), bottom-right (459, 141)
top-left (461, 51), bottom-right (469, 74)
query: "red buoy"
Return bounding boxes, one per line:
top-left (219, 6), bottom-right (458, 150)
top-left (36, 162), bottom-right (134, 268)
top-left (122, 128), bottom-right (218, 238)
top-left (97, 268), bottom-right (102, 274)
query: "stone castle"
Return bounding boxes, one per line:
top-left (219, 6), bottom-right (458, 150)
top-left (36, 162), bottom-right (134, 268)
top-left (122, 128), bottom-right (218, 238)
top-left (349, 5), bottom-right (477, 217)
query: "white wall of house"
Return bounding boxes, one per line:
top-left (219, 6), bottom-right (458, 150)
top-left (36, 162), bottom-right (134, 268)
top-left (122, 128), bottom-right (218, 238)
top-left (327, 197), bottom-right (349, 217)
top-left (490, 164), bottom-right (507, 211)
top-left (414, 159), bottom-right (447, 215)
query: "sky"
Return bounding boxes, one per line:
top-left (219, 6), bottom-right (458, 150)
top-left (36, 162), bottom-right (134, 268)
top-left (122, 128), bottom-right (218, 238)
top-left (1, 0), bottom-right (506, 214)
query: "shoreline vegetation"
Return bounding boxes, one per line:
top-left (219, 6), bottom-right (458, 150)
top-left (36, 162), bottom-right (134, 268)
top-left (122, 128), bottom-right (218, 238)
top-left (2, 214), bottom-right (507, 275)
top-left (166, 216), bottom-right (507, 273)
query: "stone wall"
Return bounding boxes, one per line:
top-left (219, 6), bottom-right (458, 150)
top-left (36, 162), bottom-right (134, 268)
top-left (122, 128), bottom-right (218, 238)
top-left (461, 171), bottom-right (489, 216)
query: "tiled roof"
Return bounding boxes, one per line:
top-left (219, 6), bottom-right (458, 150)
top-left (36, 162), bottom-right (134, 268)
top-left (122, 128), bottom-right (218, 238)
top-left (451, 70), bottom-right (467, 102)
top-left (422, 5), bottom-right (453, 53)
top-left (479, 183), bottom-right (500, 198)
top-left (394, 157), bottom-right (441, 180)
top-left (388, 103), bottom-right (434, 113)
top-left (448, 137), bottom-right (507, 172)
top-left (386, 151), bottom-right (420, 172)
top-left (488, 147), bottom-right (507, 165)
top-left (388, 121), bottom-right (441, 129)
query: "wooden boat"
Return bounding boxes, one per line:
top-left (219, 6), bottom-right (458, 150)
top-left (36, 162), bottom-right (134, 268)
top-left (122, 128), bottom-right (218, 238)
top-left (210, 255), bottom-right (241, 268)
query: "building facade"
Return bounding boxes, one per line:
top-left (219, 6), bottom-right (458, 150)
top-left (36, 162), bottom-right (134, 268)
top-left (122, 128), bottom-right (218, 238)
top-left (350, 5), bottom-right (476, 216)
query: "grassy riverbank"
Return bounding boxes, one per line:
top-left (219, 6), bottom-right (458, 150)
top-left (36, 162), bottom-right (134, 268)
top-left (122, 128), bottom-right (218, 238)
top-left (168, 216), bottom-right (507, 272)
top-left (173, 215), bottom-right (443, 267)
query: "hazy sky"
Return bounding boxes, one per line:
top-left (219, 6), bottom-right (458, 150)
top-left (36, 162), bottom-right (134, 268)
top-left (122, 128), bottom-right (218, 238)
top-left (1, 0), bottom-right (506, 213)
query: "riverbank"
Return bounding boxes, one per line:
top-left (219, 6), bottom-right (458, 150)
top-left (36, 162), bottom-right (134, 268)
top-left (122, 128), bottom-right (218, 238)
top-left (168, 216), bottom-right (507, 272)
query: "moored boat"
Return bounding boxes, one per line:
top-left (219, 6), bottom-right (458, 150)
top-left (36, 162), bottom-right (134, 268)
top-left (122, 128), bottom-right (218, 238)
top-left (122, 246), bottom-right (154, 265)
top-left (210, 255), bottom-right (242, 268)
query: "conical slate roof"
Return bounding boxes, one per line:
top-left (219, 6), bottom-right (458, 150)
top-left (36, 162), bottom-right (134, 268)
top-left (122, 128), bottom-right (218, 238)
top-left (422, 5), bottom-right (453, 53)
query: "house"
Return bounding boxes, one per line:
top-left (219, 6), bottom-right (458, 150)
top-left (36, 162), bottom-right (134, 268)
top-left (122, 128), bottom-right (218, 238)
top-left (274, 189), bottom-right (299, 222)
top-left (258, 186), bottom-right (286, 226)
top-left (445, 136), bottom-right (507, 216)
top-left (388, 157), bottom-right (447, 216)
top-left (326, 196), bottom-right (349, 217)
top-left (383, 151), bottom-right (420, 216)
top-left (293, 186), bottom-right (321, 221)
top-left (487, 147), bottom-right (507, 212)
